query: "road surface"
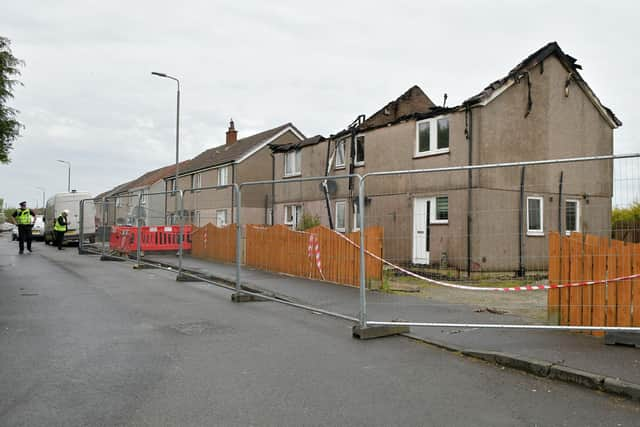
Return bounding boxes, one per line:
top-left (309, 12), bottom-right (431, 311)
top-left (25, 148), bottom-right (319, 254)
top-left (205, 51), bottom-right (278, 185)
top-left (0, 235), bottom-right (637, 426)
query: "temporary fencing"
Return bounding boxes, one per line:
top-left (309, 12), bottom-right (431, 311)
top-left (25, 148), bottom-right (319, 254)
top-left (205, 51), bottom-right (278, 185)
top-left (78, 153), bottom-right (640, 337)
top-left (360, 154), bottom-right (640, 332)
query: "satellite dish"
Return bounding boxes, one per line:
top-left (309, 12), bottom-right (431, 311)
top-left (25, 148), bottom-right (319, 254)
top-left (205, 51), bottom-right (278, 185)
top-left (319, 179), bottom-right (338, 196)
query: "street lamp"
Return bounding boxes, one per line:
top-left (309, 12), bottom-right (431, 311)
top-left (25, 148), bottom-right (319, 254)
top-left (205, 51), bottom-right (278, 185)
top-left (150, 72), bottom-right (180, 195)
top-left (36, 186), bottom-right (45, 211)
top-left (56, 160), bottom-right (71, 192)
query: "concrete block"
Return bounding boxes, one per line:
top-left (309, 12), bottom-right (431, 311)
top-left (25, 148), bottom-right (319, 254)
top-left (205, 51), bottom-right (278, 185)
top-left (603, 377), bottom-right (640, 401)
top-left (231, 292), bottom-right (267, 303)
top-left (176, 273), bottom-right (202, 282)
top-left (133, 263), bottom-right (157, 270)
top-left (100, 255), bottom-right (126, 262)
top-left (604, 331), bottom-right (640, 348)
top-left (352, 324), bottom-right (410, 340)
top-left (548, 365), bottom-right (605, 390)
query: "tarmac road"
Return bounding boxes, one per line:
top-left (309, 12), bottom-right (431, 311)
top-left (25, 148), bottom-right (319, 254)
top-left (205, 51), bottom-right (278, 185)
top-left (0, 235), bottom-right (638, 426)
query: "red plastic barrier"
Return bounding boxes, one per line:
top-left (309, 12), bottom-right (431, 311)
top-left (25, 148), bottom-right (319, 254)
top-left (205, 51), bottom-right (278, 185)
top-left (110, 225), bottom-right (192, 252)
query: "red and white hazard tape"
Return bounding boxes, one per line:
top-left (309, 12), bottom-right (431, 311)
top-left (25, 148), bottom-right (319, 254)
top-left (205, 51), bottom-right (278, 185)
top-left (307, 234), bottom-right (325, 280)
top-left (332, 230), bottom-right (640, 292)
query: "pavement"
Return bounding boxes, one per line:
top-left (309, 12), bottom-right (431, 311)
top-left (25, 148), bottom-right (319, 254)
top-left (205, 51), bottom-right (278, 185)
top-left (121, 251), bottom-right (640, 401)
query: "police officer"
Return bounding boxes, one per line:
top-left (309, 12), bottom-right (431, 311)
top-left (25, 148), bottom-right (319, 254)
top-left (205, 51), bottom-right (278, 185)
top-left (54, 210), bottom-right (69, 250)
top-left (12, 201), bottom-right (36, 254)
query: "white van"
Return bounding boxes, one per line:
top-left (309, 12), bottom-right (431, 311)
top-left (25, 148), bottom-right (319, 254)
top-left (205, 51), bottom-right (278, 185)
top-left (44, 191), bottom-right (96, 245)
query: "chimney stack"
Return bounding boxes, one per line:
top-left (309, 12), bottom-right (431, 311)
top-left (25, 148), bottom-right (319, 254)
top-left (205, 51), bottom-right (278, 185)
top-left (226, 119), bottom-right (237, 145)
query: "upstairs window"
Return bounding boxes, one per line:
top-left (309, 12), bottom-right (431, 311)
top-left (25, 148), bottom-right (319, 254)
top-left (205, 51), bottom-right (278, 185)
top-left (218, 166), bottom-right (230, 186)
top-left (192, 173), bottom-right (202, 189)
top-left (416, 117), bottom-right (449, 156)
top-left (565, 200), bottom-right (580, 234)
top-left (354, 135), bottom-right (365, 166)
top-left (335, 139), bottom-right (346, 169)
top-left (284, 150), bottom-right (301, 177)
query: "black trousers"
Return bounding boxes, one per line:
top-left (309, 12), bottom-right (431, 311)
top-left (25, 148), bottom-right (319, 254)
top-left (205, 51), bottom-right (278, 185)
top-left (54, 230), bottom-right (65, 249)
top-left (17, 225), bottom-right (32, 252)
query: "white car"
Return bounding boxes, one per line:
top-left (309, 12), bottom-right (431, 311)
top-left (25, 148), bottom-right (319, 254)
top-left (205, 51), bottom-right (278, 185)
top-left (10, 215), bottom-right (45, 241)
top-left (31, 215), bottom-right (45, 240)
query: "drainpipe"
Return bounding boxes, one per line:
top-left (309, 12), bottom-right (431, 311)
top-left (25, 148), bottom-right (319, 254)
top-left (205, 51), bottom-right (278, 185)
top-left (558, 171), bottom-right (564, 234)
top-left (271, 152), bottom-right (276, 225)
top-left (466, 106), bottom-right (473, 276)
top-left (518, 166), bottom-right (526, 277)
top-left (231, 164), bottom-right (235, 224)
top-left (323, 139), bottom-right (334, 229)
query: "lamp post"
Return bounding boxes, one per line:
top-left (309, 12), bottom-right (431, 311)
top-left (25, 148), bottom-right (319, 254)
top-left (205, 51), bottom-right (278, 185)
top-left (36, 187), bottom-right (45, 211)
top-left (151, 71), bottom-right (184, 277)
top-left (150, 72), bottom-right (180, 195)
top-left (56, 160), bottom-right (71, 192)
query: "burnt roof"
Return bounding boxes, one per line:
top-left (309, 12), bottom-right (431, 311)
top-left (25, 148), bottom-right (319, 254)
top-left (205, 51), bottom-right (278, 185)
top-left (329, 85), bottom-right (437, 139)
top-left (361, 85), bottom-right (435, 130)
top-left (327, 42), bottom-right (620, 138)
top-left (269, 135), bottom-right (325, 153)
top-left (464, 41), bottom-right (621, 127)
top-left (176, 123), bottom-right (304, 176)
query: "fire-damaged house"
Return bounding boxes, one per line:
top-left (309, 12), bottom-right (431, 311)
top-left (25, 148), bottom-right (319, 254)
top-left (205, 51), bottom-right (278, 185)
top-left (269, 42), bottom-right (621, 273)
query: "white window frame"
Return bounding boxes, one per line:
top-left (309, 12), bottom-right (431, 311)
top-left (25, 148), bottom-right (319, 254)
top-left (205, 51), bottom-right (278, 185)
top-left (115, 197), bottom-right (122, 208)
top-left (215, 209), bottom-right (227, 227)
top-left (335, 200), bottom-right (346, 232)
top-left (527, 196), bottom-right (544, 236)
top-left (284, 205), bottom-right (302, 227)
top-left (432, 195), bottom-right (449, 224)
top-left (169, 178), bottom-right (177, 192)
top-left (352, 201), bottom-right (361, 232)
top-left (266, 207), bottom-right (273, 226)
top-left (218, 166), bottom-right (230, 186)
top-left (193, 210), bottom-right (201, 227)
top-left (335, 139), bottom-right (346, 169)
top-left (140, 191), bottom-right (147, 205)
top-left (284, 150), bottom-right (301, 177)
top-left (192, 173), bottom-right (202, 190)
top-left (415, 116), bottom-right (450, 157)
top-left (565, 199), bottom-right (580, 235)
top-left (354, 135), bottom-right (365, 166)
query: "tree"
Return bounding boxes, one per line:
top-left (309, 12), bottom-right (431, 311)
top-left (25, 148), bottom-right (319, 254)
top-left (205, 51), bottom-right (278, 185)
top-left (0, 36), bottom-right (24, 164)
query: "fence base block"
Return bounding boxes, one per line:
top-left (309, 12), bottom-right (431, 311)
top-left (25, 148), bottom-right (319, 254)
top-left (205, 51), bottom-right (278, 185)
top-left (176, 273), bottom-right (202, 282)
top-left (352, 324), bottom-right (410, 340)
top-left (100, 255), bottom-right (126, 262)
top-left (231, 292), bottom-right (266, 303)
top-left (604, 332), bottom-right (640, 348)
top-left (133, 264), bottom-right (157, 270)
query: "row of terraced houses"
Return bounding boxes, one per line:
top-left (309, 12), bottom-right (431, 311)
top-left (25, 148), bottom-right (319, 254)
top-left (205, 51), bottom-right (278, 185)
top-left (97, 42), bottom-right (621, 272)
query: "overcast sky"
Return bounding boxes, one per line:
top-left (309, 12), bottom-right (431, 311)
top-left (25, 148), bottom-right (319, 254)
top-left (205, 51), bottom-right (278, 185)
top-left (1, 0), bottom-right (638, 208)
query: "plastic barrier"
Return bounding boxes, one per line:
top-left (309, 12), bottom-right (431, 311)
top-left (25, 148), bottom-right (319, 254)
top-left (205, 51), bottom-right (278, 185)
top-left (109, 225), bottom-right (192, 253)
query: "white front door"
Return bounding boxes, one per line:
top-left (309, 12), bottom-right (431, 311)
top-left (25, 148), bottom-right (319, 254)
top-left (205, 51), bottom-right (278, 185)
top-left (413, 198), bottom-right (430, 264)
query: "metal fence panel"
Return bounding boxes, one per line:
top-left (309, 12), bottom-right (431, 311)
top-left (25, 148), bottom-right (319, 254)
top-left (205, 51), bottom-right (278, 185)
top-left (360, 155), bottom-right (640, 331)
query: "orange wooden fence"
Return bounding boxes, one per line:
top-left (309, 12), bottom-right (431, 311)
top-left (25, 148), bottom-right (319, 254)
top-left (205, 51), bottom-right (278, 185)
top-left (548, 232), bottom-right (640, 335)
top-left (245, 224), bottom-right (383, 287)
top-left (191, 223), bottom-right (237, 264)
